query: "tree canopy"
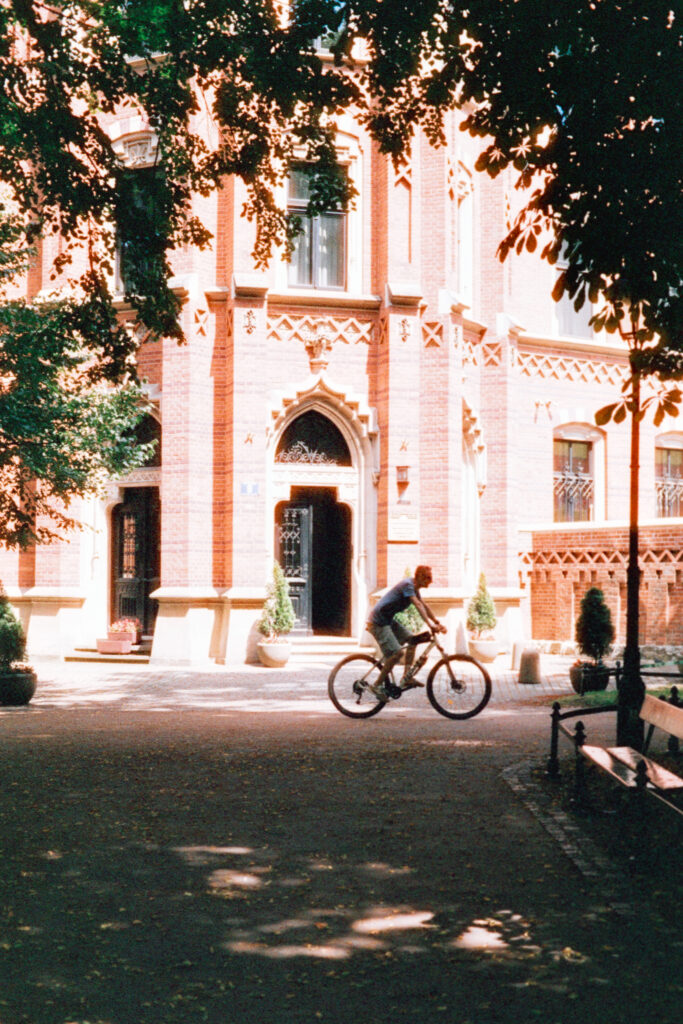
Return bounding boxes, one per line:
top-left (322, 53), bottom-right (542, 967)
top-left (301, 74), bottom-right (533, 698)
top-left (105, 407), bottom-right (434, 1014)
top-left (1, 1), bottom-right (679, 358)
top-left (0, 211), bottom-right (155, 546)
top-left (0, 2), bottom-right (680, 544)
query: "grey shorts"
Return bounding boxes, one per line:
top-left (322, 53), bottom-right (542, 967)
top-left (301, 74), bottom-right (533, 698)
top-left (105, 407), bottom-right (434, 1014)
top-left (367, 620), bottom-right (412, 658)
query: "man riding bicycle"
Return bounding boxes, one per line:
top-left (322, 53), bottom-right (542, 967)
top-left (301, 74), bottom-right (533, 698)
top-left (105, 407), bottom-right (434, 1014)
top-left (366, 565), bottom-right (446, 700)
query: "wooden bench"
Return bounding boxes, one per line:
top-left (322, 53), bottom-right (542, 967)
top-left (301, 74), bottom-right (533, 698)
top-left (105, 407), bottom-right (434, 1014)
top-left (549, 690), bottom-right (683, 816)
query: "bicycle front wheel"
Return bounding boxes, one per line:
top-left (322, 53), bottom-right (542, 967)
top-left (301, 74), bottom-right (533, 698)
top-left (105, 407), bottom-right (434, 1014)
top-left (328, 654), bottom-right (390, 718)
top-left (426, 654), bottom-right (492, 720)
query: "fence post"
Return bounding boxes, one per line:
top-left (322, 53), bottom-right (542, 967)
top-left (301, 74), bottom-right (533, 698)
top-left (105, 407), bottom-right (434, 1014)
top-left (547, 702), bottom-right (561, 778)
top-left (572, 720), bottom-right (587, 805)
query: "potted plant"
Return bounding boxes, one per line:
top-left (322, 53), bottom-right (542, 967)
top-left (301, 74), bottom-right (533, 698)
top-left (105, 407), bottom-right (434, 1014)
top-left (257, 562), bottom-right (295, 667)
top-left (0, 587), bottom-right (37, 706)
top-left (108, 618), bottom-right (142, 644)
top-left (96, 617), bottom-right (141, 655)
top-left (570, 586), bottom-right (615, 693)
top-left (466, 573), bottom-right (498, 662)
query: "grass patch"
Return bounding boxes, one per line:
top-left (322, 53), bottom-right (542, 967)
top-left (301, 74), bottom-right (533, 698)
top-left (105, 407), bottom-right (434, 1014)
top-left (556, 683), bottom-right (678, 708)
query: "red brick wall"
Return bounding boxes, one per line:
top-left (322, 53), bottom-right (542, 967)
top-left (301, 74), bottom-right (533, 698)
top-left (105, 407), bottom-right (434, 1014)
top-left (526, 524), bottom-right (683, 645)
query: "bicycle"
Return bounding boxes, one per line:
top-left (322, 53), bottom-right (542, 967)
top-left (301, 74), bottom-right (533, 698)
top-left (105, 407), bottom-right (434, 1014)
top-left (327, 627), bottom-right (492, 720)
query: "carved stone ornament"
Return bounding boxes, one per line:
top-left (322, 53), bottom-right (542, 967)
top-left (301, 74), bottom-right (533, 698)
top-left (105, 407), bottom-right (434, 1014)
top-left (244, 310), bottom-right (257, 335)
top-left (302, 323), bottom-right (334, 374)
top-left (125, 138), bottom-right (155, 166)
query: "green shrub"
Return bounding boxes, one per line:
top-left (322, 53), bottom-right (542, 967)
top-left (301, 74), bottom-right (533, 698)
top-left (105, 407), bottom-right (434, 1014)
top-left (575, 587), bottom-right (614, 664)
top-left (258, 562), bottom-right (295, 639)
top-left (0, 589), bottom-right (26, 668)
top-left (466, 573), bottom-right (497, 638)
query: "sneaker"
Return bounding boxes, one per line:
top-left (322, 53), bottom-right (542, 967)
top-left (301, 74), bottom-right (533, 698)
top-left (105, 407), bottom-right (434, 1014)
top-left (368, 681), bottom-right (389, 702)
top-left (399, 676), bottom-right (424, 690)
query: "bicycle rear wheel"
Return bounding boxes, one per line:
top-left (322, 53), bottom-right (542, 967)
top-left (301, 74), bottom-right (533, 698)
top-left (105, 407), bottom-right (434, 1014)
top-left (328, 654), bottom-right (390, 718)
top-left (426, 654), bottom-right (492, 720)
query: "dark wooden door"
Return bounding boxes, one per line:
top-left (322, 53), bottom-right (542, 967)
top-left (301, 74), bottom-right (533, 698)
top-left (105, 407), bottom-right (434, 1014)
top-left (112, 488), bottom-right (160, 635)
top-left (276, 503), bottom-right (313, 633)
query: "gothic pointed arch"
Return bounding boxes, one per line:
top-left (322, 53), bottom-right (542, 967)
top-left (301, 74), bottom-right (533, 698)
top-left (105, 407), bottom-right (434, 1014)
top-left (268, 374), bottom-right (378, 467)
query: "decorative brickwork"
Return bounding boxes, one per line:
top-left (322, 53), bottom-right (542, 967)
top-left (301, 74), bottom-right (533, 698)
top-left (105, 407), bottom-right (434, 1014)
top-left (267, 312), bottom-right (374, 349)
top-left (422, 321), bottom-right (443, 348)
top-left (523, 525), bottom-right (683, 646)
top-left (515, 348), bottom-right (628, 387)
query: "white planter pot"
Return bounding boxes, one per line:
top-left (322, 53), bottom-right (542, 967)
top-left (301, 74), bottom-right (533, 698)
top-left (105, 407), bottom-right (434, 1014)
top-left (468, 639), bottom-right (499, 663)
top-left (257, 639), bottom-right (292, 668)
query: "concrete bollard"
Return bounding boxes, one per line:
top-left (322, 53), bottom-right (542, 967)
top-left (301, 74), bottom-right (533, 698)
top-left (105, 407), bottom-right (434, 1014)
top-left (511, 641), bottom-right (526, 670)
top-left (518, 649), bottom-right (541, 685)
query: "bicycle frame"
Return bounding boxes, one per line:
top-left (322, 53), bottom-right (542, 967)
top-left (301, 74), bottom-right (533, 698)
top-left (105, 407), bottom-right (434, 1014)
top-left (394, 631), bottom-right (454, 685)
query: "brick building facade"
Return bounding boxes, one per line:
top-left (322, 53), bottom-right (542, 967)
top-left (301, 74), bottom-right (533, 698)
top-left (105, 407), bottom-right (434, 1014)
top-left (2, 105), bottom-right (682, 664)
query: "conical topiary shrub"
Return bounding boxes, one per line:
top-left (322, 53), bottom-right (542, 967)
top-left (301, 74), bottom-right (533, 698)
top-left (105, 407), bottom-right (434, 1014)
top-left (466, 573), bottom-right (497, 638)
top-left (258, 562), bottom-right (295, 639)
top-left (575, 587), bottom-right (614, 664)
top-left (257, 562), bottom-right (296, 667)
top-left (572, 586), bottom-right (615, 693)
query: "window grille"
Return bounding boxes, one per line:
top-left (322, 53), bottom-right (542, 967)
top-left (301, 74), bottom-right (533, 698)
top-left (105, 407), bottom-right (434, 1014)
top-left (553, 439), bottom-right (593, 521)
top-left (656, 447), bottom-right (683, 517)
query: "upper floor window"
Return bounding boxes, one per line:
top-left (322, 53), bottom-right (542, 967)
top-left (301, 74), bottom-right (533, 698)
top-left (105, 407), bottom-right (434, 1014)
top-left (555, 246), bottom-right (593, 339)
top-left (554, 439), bottom-right (593, 522)
top-left (656, 444), bottom-right (683, 517)
top-left (457, 166), bottom-right (474, 307)
top-left (287, 165), bottom-right (347, 290)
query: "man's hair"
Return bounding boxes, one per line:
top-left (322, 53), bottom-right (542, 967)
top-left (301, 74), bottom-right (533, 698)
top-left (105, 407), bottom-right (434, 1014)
top-left (414, 565), bottom-right (432, 578)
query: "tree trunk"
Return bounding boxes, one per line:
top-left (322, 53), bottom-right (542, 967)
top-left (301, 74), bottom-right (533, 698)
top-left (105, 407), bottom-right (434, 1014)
top-left (617, 362), bottom-right (645, 747)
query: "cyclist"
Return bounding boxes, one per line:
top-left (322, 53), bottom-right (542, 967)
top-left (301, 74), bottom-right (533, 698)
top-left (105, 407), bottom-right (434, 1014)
top-left (366, 565), bottom-right (447, 700)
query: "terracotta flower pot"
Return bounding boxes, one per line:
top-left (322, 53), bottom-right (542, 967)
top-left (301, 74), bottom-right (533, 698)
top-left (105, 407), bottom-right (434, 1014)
top-left (97, 638), bottom-right (133, 655)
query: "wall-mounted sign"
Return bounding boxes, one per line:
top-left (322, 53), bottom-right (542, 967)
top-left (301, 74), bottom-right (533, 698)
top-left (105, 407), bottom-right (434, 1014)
top-left (388, 512), bottom-right (419, 543)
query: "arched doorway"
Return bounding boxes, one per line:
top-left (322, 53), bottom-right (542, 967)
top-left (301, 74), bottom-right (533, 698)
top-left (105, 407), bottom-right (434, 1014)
top-left (274, 410), bottom-right (353, 635)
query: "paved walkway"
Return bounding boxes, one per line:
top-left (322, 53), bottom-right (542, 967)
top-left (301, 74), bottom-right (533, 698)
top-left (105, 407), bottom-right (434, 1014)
top-left (0, 655), bottom-right (679, 1024)
top-left (22, 650), bottom-right (578, 714)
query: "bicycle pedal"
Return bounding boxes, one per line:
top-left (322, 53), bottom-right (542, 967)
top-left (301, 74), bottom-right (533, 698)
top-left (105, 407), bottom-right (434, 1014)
top-left (384, 681), bottom-right (402, 700)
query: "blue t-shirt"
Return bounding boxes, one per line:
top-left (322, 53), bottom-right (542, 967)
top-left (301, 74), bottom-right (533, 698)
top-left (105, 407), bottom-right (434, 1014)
top-left (370, 579), bottom-right (416, 627)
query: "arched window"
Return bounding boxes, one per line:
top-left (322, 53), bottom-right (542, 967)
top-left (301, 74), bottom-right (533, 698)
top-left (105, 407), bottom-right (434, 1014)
top-left (275, 410), bottom-right (351, 465)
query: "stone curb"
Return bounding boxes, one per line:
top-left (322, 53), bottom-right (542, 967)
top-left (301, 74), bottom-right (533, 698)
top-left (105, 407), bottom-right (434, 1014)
top-left (502, 759), bottom-right (637, 916)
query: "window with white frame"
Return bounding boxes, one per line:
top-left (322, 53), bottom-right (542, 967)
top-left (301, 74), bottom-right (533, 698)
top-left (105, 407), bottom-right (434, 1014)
top-left (553, 436), bottom-right (597, 522)
top-left (457, 166), bottom-right (474, 307)
top-left (656, 435), bottom-right (683, 517)
top-left (555, 246), bottom-right (593, 339)
top-left (287, 165), bottom-right (347, 290)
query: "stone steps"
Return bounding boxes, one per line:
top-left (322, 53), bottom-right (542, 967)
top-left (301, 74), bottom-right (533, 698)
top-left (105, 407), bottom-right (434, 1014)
top-left (64, 646), bottom-right (151, 665)
top-left (288, 635), bottom-right (375, 663)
